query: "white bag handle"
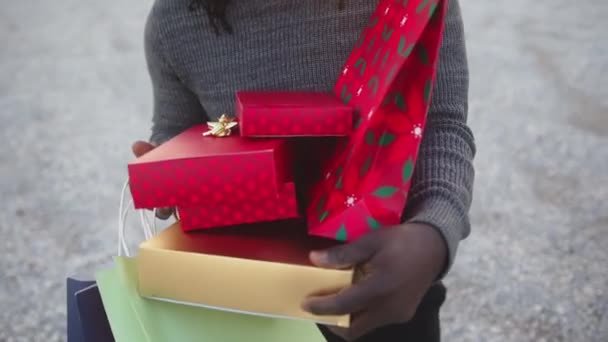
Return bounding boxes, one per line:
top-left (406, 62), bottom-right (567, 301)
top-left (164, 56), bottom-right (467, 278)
top-left (118, 180), bottom-right (158, 257)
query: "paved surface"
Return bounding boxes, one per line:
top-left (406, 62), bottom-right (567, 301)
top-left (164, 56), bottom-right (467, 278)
top-left (1, 0), bottom-right (607, 341)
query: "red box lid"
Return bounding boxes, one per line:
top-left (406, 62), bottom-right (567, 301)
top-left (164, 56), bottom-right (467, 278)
top-left (236, 92), bottom-right (353, 137)
top-left (128, 125), bottom-right (291, 209)
top-left (131, 127), bottom-right (285, 164)
top-left (236, 91), bottom-right (348, 108)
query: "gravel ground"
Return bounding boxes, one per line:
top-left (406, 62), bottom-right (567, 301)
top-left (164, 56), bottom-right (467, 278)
top-left (1, 0), bottom-right (607, 341)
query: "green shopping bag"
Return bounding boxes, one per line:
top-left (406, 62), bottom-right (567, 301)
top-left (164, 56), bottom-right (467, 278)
top-left (96, 256), bottom-right (325, 342)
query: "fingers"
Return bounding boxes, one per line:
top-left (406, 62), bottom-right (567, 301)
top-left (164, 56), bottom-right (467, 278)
top-left (156, 207), bottom-right (174, 220)
top-left (310, 235), bottom-right (380, 269)
top-left (132, 140), bottom-right (156, 157)
top-left (343, 310), bottom-right (396, 341)
top-left (305, 236), bottom-right (382, 316)
top-left (143, 207), bottom-right (173, 220)
top-left (302, 277), bottom-right (384, 316)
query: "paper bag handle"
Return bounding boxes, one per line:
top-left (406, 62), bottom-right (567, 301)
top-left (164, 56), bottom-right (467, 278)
top-left (118, 180), bottom-right (158, 257)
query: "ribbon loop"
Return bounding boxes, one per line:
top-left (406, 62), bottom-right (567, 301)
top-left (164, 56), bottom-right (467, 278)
top-left (203, 114), bottom-right (238, 137)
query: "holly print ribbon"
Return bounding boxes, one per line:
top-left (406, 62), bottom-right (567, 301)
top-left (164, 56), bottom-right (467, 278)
top-left (306, 0), bottom-right (449, 242)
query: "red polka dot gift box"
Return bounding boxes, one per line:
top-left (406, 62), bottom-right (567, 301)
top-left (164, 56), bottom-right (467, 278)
top-left (177, 181), bottom-right (300, 231)
top-left (236, 91), bottom-right (353, 138)
top-left (306, 0), bottom-right (449, 242)
top-left (128, 125), bottom-right (292, 210)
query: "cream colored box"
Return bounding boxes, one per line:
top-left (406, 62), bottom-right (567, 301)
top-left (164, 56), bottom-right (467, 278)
top-left (138, 221), bottom-right (353, 327)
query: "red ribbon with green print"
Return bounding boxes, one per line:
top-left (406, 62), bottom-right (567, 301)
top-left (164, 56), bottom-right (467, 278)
top-left (306, 0), bottom-right (449, 242)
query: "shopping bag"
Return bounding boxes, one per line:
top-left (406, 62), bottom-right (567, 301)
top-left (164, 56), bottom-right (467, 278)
top-left (75, 284), bottom-right (114, 342)
top-left (307, 0), bottom-right (449, 241)
top-left (96, 256), bottom-right (325, 342)
top-left (67, 278), bottom-right (115, 342)
top-left (67, 278), bottom-right (95, 342)
top-left (96, 261), bottom-right (148, 342)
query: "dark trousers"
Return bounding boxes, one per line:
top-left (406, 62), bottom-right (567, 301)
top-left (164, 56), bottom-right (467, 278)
top-left (319, 283), bottom-right (447, 342)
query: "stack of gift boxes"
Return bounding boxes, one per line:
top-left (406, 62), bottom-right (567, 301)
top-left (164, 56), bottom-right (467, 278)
top-left (128, 92), bottom-right (355, 327)
top-left (125, 0), bottom-right (446, 330)
top-left (129, 91), bottom-right (354, 232)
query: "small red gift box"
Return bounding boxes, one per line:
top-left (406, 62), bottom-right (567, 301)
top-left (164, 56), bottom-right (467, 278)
top-left (236, 92), bottom-right (353, 137)
top-left (177, 181), bottom-right (300, 231)
top-left (128, 125), bottom-right (291, 209)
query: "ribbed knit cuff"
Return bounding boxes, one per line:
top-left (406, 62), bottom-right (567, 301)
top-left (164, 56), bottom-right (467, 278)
top-left (149, 131), bottom-right (175, 147)
top-left (405, 196), bottom-right (469, 280)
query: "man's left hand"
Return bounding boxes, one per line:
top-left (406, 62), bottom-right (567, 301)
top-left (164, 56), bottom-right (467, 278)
top-left (301, 223), bottom-right (447, 341)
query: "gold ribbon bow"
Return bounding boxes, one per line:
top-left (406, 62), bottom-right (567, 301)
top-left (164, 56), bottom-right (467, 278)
top-left (202, 114), bottom-right (238, 137)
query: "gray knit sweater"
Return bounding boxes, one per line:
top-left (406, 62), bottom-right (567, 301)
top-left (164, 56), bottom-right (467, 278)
top-left (144, 0), bottom-right (475, 274)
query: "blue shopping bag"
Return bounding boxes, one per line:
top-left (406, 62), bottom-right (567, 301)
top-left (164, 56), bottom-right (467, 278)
top-left (67, 278), bottom-right (95, 342)
top-left (67, 278), bottom-right (114, 342)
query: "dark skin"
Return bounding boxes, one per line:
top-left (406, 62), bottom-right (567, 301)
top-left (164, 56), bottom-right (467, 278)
top-left (303, 223), bottom-right (447, 341)
top-left (132, 140), bottom-right (448, 341)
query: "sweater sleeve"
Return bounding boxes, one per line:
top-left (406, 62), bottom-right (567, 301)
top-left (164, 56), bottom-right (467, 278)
top-left (144, 12), bottom-right (207, 145)
top-left (403, 0), bottom-right (476, 277)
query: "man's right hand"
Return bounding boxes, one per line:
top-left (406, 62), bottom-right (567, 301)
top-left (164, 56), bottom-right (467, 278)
top-left (131, 140), bottom-right (174, 220)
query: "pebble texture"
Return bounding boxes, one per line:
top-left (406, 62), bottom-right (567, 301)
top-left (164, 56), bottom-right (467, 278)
top-left (0, 0), bottom-right (607, 341)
